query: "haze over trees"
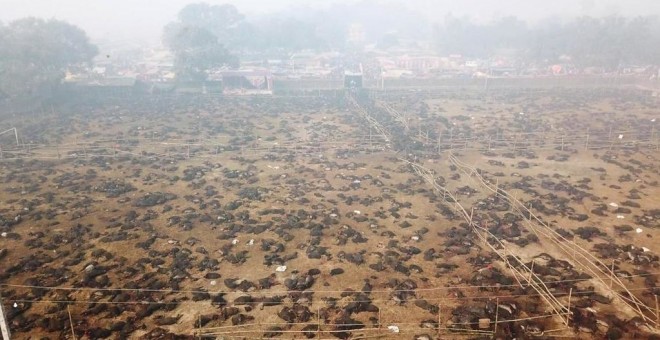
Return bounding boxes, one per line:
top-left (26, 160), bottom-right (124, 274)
top-left (160, 2), bottom-right (660, 80)
top-left (162, 3), bottom-right (243, 81)
top-left (434, 15), bottom-right (660, 69)
top-left (2, 2), bottom-right (660, 97)
top-left (0, 18), bottom-right (98, 99)
top-left (162, 3), bottom-right (327, 80)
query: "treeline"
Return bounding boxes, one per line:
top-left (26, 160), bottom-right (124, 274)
top-left (434, 15), bottom-right (660, 68)
top-left (2, 3), bottom-right (660, 100)
top-left (162, 3), bottom-right (312, 80)
top-left (0, 18), bottom-right (98, 99)
top-left (162, 2), bottom-right (427, 80)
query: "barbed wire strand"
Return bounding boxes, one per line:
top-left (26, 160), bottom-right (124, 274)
top-left (2, 271), bottom-right (657, 296)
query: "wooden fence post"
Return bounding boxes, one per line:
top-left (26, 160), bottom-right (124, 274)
top-left (197, 314), bottom-right (201, 339)
top-left (0, 296), bottom-right (11, 340)
top-left (438, 304), bottom-right (442, 337)
top-left (655, 295), bottom-right (659, 324)
top-left (585, 128), bottom-right (590, 150)
top-left (566, 288), bottom-right (573, 326)
top-left (494, 298), bottom-right (499, 335)
top-left (68, 305), bottom-right (77, 340)
top-left (317, 307), bottom-right (321, 339)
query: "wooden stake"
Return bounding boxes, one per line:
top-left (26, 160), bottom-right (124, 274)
top-left (378, 306), bottom-right (382, 333)
top-left (68, 305), bottom-right (77, 340)
top-left (317, 307), bottom-right (321, 339)
top-left (198, 314), bottom-right (201, 339)
top-left (0, 296), bottom-right (11, 340)
top-left (585, 128), bottom-right (590, 150)
top-left (566, 288), bottom-right (572, 326)
top-left (655, 295), bottom-right (659, 324)
top-left (438, 304), bottom-right (442, 336)
top-left (483, 230), bottom-right (489, 248)
top-left (494, 298), bottom-right (499, 335)
top-left (610, 260), bottom-right (615, 289)
top-left (438, 132), bottom-right (442, 153)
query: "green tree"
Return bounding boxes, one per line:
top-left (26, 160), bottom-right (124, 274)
top-left (177, 3), bottom-right (253, 49)
top-left (163, 3), bottom-right (243, 80)
top-left (0, 18), bottom-right (97, 99)
top-left (163, 24), bottom-right (238, 80)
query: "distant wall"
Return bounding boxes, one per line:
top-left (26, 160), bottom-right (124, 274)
top-left (2, 76), bottom-right (655, 117)
top-left (273, 79), bottom-right (343, 91)
top-left (273, 76), bottom-right (642, 91)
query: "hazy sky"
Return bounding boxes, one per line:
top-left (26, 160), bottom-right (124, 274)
top-left (2, 0), bottom-right (660, 45)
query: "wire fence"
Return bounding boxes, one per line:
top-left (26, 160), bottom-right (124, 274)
top-left (348, 94), bottom-right (660, 334)
top-left (447, 153), bottom-right (659, 328)
top-left (0, 125), bottom-right (656, 163)
top-left (0, 91), bottom-right (657, 338)
top-left (0, 136), bottom-right (391, 162)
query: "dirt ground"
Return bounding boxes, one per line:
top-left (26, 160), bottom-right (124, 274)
top-left (0, 89), bottom-right (658, 340)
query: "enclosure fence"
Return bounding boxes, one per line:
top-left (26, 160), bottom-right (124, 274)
top-left (0, 125), bottom-right (656, 163)
top-left (447, 153), bottom-right (658, 330)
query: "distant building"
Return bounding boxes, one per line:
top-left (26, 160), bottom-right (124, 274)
top-left (219, 69), bottom-right (273, 95)
top-left (174, 80), bottom-right (222, 94)
top-left (344, 64), bottom-right (364, 89)
top-left (63, 77), bottom-right (140, 96)
top-left (396, 55), bottom-right (441, 73)
top-left (344, 72), bottom-right (363, 89)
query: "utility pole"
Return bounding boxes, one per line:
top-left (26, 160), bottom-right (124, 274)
top-left (0, 296), bottom-right (11, 340)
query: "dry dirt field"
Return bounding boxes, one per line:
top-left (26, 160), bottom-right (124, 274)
top-left (0, 89), bottom-right (658, 340)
